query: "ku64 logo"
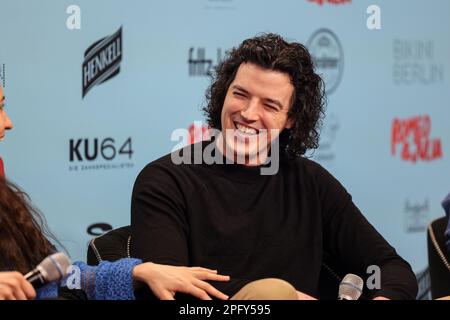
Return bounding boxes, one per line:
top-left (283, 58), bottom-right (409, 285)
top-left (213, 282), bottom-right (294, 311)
top-left (70, 137), bottom-right (133, 161)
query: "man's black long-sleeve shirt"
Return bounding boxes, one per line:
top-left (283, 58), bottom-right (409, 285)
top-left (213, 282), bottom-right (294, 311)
top-left (131, 142), bottom-right (418, 299)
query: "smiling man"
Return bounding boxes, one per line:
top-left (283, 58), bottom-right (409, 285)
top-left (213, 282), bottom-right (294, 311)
top-left (131, 34), bottom-right (418, 300)
top-left (217, 62), bottom-right (294, 168)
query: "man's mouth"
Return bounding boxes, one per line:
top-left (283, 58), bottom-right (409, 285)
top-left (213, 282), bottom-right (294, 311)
top-left (234, 122), bottom-right (259, 135)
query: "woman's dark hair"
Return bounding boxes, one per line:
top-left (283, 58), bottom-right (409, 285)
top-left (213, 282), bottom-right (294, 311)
top-left (203, 33), bottom-right (326, 157)
top-left (0, 179), bottom-right (57, 274)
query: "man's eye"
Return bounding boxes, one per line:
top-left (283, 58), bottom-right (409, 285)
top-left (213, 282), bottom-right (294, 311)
top-left (233, 92), bottom-right (246, 98)
top-left (264, 104), bottom-right (278, 111)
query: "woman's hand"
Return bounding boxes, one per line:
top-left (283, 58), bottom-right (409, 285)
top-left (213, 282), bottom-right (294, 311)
top-left (0, 272), bottom-right (36, 300)
top-left (133, 262), bottom-right (230, 300)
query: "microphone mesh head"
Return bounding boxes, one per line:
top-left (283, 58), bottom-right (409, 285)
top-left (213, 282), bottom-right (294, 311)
top-left (39, 252), bottom-right (72, 282)
top-left (338, 274), bottom-right (364, 300)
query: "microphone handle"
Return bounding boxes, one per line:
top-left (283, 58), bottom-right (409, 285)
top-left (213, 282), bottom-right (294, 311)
top-left (25, 268), bottom-right (46, 289)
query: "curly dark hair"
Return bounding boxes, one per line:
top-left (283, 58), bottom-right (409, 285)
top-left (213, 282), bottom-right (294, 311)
top-left (0, 179), bottom-right (57, 273)
top-left (203, 33), bottom-right (326, 157)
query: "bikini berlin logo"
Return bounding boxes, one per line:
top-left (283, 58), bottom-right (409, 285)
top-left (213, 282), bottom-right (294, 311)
top-left (82, 26), bottom-right (122, 98)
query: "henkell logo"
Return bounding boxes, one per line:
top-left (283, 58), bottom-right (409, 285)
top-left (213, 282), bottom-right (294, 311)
top-left (308, 0), bottom-right (351, 5)
top-left (82, 27), bottom-right (122, 98)
top-left (391, 115), bottom-right (443, 163)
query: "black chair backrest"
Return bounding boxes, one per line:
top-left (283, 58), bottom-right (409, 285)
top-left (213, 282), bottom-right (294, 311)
top-left (87, 226), bottom-right (131, 266)
top-left (427, 216), bottom-right (450, 299)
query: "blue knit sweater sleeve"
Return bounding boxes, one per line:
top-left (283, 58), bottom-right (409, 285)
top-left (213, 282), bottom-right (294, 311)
top-left (62, 258), bottom-right (142, 300)
top-left (36, 282), bottom-right (58, 299)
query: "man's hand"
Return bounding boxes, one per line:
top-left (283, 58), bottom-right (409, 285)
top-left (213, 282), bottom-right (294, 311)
top-left (0, 272), bottom-right (36, 300)
top-left (133, 262), bottom-right (230, 300)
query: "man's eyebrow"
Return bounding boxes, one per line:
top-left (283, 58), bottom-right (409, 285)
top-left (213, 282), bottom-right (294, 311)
top-left (231, 85), bottom-right (284, 109)
top-left (231, 85), bottom-right (250, 94)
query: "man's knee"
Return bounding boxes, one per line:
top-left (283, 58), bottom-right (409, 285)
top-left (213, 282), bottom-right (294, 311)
top-left (231, 278), bottom-right (298, 300)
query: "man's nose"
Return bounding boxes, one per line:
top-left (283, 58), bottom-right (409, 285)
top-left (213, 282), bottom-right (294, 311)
top-left (240, 99), bottom-right (259, 121)
top-left (4, 112), bottom-right (13, 130)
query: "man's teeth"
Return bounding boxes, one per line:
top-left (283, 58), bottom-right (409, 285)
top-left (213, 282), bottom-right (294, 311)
top-left (235, 123), bottom-right (257, 135)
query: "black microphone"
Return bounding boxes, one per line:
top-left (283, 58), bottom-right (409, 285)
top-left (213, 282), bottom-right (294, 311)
top-left (24, 252), bottom-right (71, 289)
top-left (338, 274), bottom-right (364, 300)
